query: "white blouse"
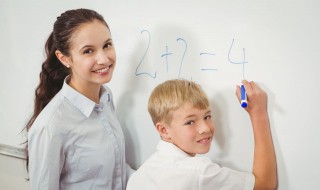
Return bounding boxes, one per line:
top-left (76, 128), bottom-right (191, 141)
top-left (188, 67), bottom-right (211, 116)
top-left (28, 78), bottom-right (133, 190)
top-left (127, 140), bottom-right (255, 190)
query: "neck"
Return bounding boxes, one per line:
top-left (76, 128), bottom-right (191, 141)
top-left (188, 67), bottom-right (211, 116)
top-left (68, 79), bottom-right (101, 104)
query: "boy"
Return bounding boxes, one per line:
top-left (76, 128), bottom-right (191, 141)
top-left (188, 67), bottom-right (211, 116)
top-left (126, 79), bottom-right (277, 190)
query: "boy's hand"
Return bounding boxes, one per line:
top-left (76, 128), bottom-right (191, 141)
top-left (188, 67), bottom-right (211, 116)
top-left (236, 80), bottom-right (268, 117)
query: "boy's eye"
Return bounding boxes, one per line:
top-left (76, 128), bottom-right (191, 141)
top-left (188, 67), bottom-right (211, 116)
top-left (204, 115), bottom-right (212, 120)
top-left (184, 120), bottom-right (195, 125)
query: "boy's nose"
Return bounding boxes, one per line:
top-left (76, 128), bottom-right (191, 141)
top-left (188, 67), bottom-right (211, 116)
top-left (198, 122), bottom-right (212, 134)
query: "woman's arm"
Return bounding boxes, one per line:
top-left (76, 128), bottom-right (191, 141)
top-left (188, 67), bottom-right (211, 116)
top-left (28, 124), bottom-right (65, 190)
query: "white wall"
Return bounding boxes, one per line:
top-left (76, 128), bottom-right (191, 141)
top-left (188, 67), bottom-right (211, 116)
top-left (0, 154), bottom-right (29, 190)
top-left (1, 1), bottom-right (320, 189)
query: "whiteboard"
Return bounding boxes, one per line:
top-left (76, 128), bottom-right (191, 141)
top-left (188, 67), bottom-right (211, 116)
top-left (1, 1), bottom-right (319, 189)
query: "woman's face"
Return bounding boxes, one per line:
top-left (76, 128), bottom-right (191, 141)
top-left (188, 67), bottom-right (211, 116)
top-left (66, 20), bottom-right (116, 91)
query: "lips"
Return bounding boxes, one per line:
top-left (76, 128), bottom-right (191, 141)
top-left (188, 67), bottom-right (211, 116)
top-left (197, 137), bottom-right (211, 144)
top-left (94, 65), bottom-right (111, 73)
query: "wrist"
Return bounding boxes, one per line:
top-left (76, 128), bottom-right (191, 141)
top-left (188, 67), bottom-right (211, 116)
top-left (249, 111), bottom-right (269, 125)
top-left (249, 108), bottom-right (268, 118)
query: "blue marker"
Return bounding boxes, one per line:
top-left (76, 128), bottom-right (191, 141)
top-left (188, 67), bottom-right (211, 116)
top-left (240, 84), bottom-right (248, 108)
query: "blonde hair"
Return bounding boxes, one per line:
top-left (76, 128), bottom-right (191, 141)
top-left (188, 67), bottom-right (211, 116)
top-left (148, 79), bottom-right (210, 125)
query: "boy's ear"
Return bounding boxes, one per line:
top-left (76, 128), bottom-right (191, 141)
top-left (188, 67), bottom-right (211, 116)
top-left (55, 50), bottom-right (71, 68)
top-left (156, 122), bottom-right (172, 142)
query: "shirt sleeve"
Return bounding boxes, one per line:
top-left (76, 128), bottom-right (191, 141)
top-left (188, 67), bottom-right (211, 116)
top-left (199, 158), bottom-right (255, 190)
top-left (28, 123), bottom-right (66, 190)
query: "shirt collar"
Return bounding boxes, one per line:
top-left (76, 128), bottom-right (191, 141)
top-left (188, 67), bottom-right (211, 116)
top-left (157, 140), bottom-right (192, 158)
top-left (61, 76), bottom-right (108, 117)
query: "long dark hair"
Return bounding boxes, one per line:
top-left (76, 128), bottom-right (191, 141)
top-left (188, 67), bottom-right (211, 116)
top-left (25, 8), bottom-right (109, 171)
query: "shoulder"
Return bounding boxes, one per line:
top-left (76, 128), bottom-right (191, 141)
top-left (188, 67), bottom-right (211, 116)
top-left (195, 158), bottom-right (255, 189)
top-left (138, 151), bottom-right (214, 172)
top-left (28, 92), bottom-right (76, 138)
top-left (127, 155), bottom-right (213, 190)
top-left (195, 156), bottom-right (220, 171)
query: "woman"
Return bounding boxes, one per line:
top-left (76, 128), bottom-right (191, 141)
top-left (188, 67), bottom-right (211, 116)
top-left (25, 8), bottom-right (133, 190)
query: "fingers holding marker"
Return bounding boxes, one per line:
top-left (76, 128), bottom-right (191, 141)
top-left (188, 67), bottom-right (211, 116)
top-left (242, 80), bottom-right (252, 95)
top-left (240, 80), bottom-right (268, 115)
top-left (237, 80), bottom-right (262, 109)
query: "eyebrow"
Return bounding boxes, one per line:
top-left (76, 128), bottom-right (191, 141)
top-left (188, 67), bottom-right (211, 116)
top-left (78, 38), bottom-right (113, 53)
top-left (184, 110), bottom-right (211, 119)
top-left (204, 110), bottom-right (211, 115)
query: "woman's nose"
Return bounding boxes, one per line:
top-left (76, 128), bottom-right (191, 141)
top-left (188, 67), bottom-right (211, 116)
top-left (96, 51), bottom-right (109, 65)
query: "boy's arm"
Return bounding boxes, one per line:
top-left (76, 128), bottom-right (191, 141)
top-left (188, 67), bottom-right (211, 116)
top-left (236, 80), bottom-right (278, 190)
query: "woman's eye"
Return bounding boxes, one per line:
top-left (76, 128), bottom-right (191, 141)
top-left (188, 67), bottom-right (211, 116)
top-left (84, 49), bottom-right (93, 54)
top-left (104, 42), bottom-right (113, 48)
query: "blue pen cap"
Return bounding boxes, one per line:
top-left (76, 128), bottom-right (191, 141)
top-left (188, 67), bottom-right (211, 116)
top-left (240, 84), bottom-right (248, 108)
top-left (241, 101), bottom-right (248, 108)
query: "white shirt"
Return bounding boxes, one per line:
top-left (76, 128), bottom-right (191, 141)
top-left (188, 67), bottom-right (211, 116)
top-left (28, 78), bottom-right (133, 190)
top-left (127, 140), bottom-right (255, 190)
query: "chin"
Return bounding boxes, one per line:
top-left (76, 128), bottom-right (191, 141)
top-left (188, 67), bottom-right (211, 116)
top-left (100, 76), bottom-right (113, 84)
top-left (197, 148), bottom-right (211, 155)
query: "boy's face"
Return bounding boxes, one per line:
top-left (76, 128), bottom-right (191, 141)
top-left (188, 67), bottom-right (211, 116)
top-left (163, 103), bottom-right (215, 156)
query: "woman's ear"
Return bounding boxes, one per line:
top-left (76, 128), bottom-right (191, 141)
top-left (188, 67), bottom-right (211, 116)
top-left (156, 122), bottom-right (172, 142)
top-left (55, 50), bottom-right (71, 68)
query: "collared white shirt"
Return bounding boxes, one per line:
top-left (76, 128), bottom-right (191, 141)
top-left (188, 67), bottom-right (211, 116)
top-left (28, 78), bottom-right (133, 190)
top-left (127, 140), bottom-right (255, 190)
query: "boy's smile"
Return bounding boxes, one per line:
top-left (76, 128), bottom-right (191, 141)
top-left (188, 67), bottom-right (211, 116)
top-left (196, 136), bottom-right (212, 145)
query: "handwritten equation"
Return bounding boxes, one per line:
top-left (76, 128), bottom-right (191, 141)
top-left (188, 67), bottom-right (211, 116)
top-left (135, 30), bottom-right (248, 79)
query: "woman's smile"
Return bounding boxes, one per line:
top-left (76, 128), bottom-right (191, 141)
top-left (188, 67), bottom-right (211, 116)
top-left (93, 65), bottom-right (112, 75)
